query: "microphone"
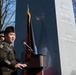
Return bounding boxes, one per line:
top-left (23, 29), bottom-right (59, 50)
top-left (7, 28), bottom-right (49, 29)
top-left (23, 42), bottom-right (34, 53)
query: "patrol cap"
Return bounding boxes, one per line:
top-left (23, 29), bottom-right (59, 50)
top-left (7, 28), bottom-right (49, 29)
top-left (4, 26), bottom-right (15, 35)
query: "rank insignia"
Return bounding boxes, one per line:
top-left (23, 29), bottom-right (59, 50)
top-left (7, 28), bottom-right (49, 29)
top-left (0, 44), bottom-right (4, 48)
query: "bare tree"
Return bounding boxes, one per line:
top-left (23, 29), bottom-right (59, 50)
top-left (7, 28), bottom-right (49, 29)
top-left (0, 0), bottom-right (16, 31)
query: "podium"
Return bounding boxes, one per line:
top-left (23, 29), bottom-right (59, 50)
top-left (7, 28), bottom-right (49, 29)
top-left (24, 54), bottom-right (46, 75)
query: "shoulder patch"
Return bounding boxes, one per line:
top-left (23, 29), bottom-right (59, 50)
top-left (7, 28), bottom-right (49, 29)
top-left (0, 44), bottom-right (4, 49)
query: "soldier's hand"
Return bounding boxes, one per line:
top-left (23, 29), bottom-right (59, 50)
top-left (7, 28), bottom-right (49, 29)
top-left (22, 63), bottom-right (27, 68)
top-left (15, 63), bottom-right (27, 69)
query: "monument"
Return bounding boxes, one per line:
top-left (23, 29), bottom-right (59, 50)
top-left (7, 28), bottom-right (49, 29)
top-left (15, 0), bottom-right (76, 75)
top-left (55, 0), bottom-right (76, 75)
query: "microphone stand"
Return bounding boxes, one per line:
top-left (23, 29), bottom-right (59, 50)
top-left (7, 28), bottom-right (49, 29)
top-left (23, 42), bottom-right (35, 54)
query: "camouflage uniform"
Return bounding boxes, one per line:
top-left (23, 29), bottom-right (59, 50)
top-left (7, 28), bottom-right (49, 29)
top-left (0, 41), bottom-right (18, 75)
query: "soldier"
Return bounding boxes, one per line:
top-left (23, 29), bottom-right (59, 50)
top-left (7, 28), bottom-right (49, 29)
top-left (0, 31), bottom-right (5, 42)
top-left (0, 26), bottom-right (27, 75)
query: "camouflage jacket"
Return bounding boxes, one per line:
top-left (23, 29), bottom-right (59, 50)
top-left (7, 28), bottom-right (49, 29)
top-left (0, 41), bottom-right (18, 75)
